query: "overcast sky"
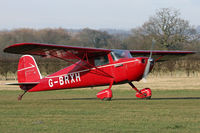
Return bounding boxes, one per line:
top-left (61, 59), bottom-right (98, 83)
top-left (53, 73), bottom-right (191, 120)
top-left (0, 0), bottom-right (199, 30)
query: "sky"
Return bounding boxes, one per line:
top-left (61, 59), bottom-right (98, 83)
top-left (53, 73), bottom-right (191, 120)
top-left (0, 0), bottom-right (199, 30)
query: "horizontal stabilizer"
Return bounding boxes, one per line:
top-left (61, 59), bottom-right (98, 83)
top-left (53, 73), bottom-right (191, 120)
top-left (6, 82), bottom-right (39, 85)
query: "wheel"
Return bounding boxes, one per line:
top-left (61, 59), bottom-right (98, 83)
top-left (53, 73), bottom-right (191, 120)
top-left (136, 88), bottom-right (152, 99)
top-left (103, 97), bottom-right (112, 101)
top-left (145, 96), bottom-right (151, 100)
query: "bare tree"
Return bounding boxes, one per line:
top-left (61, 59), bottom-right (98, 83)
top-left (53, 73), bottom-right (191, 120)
top-left (131, 8), bottom-right (199, 50)
top-left (76, 28), bottom-right (111, 48)
top-left (37, 28), bottom-right (71, 44)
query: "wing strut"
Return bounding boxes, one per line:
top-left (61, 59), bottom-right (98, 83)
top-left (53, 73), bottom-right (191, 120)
top-left (66, 50), bottom-right (113, 78)
top-left (50, 51), bottom-right (113, 78)
top-left (155, 56), bottom-right (163, 62)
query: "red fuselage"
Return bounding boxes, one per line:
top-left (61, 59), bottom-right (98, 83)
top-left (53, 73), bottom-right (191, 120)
top-left (28, 52), bottom-right (153, 92)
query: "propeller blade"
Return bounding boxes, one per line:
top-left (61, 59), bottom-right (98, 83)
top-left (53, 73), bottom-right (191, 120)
top-left (142, 39), bottom-right (156, 82)
top-left (142, 59), bottom-right (151, 82)
top-left (149, 38), bottom-right (156, 58)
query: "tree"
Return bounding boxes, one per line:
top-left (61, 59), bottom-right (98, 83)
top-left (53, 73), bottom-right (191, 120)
top-left (130, 8), bottom-right (199, 50)
top-left (76, 28), bottom-right (111, 48)
top-left (37, 28), bottom-right (71, 44)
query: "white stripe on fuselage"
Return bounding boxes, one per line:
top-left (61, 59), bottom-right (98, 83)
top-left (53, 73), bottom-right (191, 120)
top-left (46, 59), bottom-right (139, 79)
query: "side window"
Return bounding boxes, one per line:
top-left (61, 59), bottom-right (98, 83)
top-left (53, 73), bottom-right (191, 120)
top-left (94, 55), bottom-right (109, 66)
top-left (111, 50), bottom-right (132, 61)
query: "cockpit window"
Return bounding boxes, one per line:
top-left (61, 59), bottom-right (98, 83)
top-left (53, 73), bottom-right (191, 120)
top-left (94, 55), bottom-right (109, 66)
top-left (111, 50), bottom-right (132, 61)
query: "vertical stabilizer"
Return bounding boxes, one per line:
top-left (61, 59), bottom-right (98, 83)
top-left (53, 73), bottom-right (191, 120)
top-left (18, 55), bottom-right (42, 83)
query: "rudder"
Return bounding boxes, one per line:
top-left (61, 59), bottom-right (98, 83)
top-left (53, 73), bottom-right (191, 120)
top-left (18, 55), bottom-right (42, 83)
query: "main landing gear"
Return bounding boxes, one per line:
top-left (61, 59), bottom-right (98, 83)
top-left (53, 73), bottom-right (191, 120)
top-left (129, 82), bottom-right (152, 99)
top-left (96, 81), bottom-right (113, 101)
top-left (96, 81), bottom-right (152, 100)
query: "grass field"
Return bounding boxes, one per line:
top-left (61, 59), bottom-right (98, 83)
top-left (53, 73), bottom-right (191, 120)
top-left (0, 76), bottom-right (200, 133)
top-left (0, 89), bottom-right (200, 132)
top-left (1, 76), bottom-right (200, 90)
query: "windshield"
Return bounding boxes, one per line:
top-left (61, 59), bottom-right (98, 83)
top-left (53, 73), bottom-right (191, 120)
top-left (111, 50), bottom-right (132, 61)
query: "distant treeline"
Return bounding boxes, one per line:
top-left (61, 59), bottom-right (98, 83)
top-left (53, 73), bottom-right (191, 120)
top-left (0, 8), bottom-right (200, 79)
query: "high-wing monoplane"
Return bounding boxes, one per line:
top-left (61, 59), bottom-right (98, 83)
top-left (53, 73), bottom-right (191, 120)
top-left (3, 43), bottom-right (196, 100)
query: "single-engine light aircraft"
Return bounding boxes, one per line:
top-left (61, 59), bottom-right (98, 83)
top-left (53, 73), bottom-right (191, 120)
top-left (3, 43), bottom-right (196, 100)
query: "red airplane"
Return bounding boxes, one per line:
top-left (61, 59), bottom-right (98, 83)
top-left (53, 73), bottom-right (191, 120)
top-left (3, 43), bottom-right (195, 100)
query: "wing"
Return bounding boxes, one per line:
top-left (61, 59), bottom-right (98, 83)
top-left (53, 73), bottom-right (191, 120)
top-left (130, 50), bottom-right (196, 61)
top-left (4, 43), bottom-right (196, 61)
top-left (4, 43), bottom-right (113, 78)
top-left (4, 43), bottom-right (111, 60)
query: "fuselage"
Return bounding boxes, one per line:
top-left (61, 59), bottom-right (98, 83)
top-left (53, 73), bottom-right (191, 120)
top-left (28, 50), bottom-right (154, 92)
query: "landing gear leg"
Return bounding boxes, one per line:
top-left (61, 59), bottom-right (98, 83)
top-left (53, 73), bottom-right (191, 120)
top-left (18, 91), bottom-right (27, 101)
top-left (128, 82), bottom-right (152, 99)
top-left (96, 80), bottom-right (113, 101)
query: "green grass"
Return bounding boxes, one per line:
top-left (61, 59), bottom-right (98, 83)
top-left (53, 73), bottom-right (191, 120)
top-left (0, 89), bottom-right (200, 133)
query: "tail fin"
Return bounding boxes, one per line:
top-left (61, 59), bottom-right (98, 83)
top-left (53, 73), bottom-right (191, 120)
top-left (18, 55), bottom-right (42, 83)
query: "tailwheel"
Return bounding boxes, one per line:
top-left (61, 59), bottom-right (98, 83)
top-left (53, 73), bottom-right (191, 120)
top-left (18, 91), bottom-right (27, 101)
top-left (135, 88), bottom-right (152, 99)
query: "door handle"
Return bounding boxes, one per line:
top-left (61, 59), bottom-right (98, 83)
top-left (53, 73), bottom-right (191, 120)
top-left (114, 63), bottom-right (123, 67)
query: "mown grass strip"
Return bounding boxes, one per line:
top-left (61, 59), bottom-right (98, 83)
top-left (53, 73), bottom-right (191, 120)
top-left (0, 89), bottom-right (200, 133)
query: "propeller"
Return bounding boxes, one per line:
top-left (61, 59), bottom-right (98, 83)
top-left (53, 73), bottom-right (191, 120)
top-left (142, 39), bottom-right (155, 82)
